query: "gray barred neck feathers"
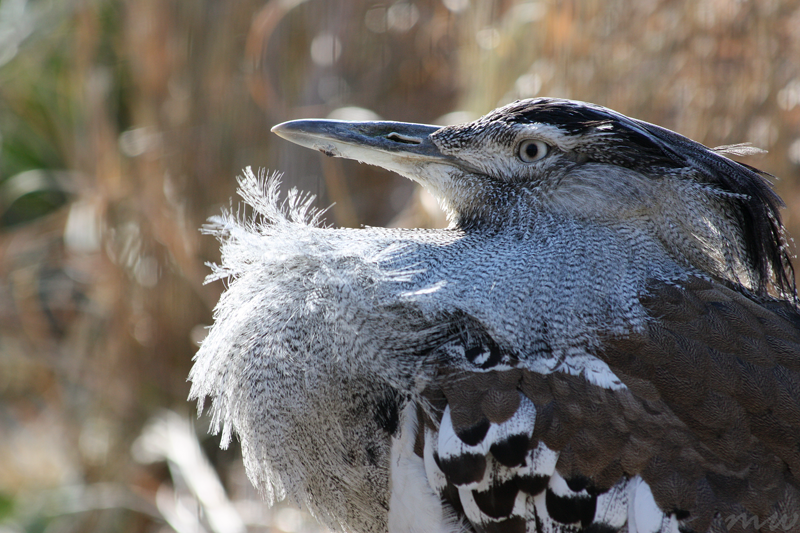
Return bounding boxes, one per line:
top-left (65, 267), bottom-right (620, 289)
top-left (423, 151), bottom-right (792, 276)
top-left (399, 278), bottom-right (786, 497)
top-left (431, 150), bottom-right (754, 297)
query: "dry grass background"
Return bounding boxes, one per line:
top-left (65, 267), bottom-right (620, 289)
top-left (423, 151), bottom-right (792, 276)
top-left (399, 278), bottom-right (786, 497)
top-left (1, 0), bottom-right (800, 531)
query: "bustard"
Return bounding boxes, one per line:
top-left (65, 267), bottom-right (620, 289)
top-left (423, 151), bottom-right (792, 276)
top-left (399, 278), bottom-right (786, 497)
top-left (189, 98), bottom-right (800, 533)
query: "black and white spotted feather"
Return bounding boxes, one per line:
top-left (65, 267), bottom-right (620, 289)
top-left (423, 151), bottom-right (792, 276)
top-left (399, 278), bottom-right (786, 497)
top-left (189, 99), bottom-right (800, 533)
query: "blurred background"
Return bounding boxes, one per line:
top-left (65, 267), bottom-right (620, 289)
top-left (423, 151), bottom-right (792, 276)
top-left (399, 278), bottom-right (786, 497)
top-left (1, 0), bottom-right (800, 531)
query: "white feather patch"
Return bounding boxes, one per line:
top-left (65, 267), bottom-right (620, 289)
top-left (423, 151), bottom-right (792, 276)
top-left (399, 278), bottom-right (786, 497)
top-left (528, 441), bottom-right (560, 477)
top-left (389, 404), bottom-right (464, 533)
top-left (424, 426), bottom-right (448, 494)
top-left (437, 405), bottom-right (491, 464)
top-left (628, 476), bottom-right (667, 533)
top-left (456, 487), bottom-right (483, 526)
top-left (593, 478), bottom-right (630, 528)
top-left (532, 491), bottom-right (559, 533)
top-left (549, 471), bottom-right (589, 499)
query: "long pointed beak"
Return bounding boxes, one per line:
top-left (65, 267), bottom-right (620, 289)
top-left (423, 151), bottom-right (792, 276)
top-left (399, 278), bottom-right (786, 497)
top-left (271, 119), bottom-right (451, 177)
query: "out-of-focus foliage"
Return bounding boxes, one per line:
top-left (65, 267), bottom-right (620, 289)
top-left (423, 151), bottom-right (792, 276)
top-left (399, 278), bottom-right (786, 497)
top-left (1, 0), bottom-right (799, 531)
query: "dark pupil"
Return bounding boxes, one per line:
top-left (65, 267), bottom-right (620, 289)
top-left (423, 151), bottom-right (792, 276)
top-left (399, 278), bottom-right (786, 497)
top-left (525, 143), bottom-right (538, 159)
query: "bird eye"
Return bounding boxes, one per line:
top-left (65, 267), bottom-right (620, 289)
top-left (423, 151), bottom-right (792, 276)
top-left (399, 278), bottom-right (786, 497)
top-left (517, 140), bottom-right (549, 163)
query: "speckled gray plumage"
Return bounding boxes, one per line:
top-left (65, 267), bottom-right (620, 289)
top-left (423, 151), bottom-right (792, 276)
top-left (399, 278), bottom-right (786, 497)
top-left (189, 98), bottom-right (800, 533)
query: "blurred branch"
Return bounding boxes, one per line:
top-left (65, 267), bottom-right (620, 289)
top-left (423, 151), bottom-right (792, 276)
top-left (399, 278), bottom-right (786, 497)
top-left (133, 411), bottom-right (246, 533)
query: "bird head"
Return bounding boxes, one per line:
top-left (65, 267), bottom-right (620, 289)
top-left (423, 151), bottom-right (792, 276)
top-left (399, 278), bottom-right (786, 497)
top-left (272, 98), bottom-right (794, 300)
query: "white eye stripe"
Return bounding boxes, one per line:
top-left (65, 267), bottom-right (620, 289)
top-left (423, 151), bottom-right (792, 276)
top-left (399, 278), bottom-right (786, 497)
top-left (517, 139), bottom-right (549, 162)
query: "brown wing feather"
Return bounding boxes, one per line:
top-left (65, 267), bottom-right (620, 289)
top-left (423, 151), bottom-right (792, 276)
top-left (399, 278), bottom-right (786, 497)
top-left (602, 276), bottom-right (800, 528)
top-left (418, 276), bottom-right (800, 532)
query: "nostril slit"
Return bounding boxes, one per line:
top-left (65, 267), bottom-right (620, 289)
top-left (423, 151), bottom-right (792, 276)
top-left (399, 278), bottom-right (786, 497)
top-left (387, 132), bottom-right (422, 144)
